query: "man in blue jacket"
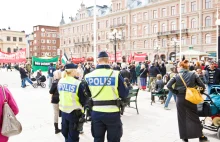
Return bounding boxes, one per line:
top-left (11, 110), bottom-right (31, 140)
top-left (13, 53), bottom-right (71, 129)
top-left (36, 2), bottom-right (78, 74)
top-left (48, 63), bottom-right (56, 88)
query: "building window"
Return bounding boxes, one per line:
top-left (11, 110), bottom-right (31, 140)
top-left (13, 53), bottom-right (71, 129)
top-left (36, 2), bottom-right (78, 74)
top-left (144, 26), bottom-right (148, 34)
top-left (205, 0), bottom-right (211, 9)
top-left (47, 40), bottom-right (51, 43)
top-left (13, 37), bottom-right (16, 42)
top-left (162, 39), bottom-right (166, 47)
top-left (133, 15), bottom-right (137, 23)
top-left (191, 35), bottom-right (197, 44)
top-left (41, 33), bottom-right (45, 37)
top-left (171, 22), bottom-right (176, 30)
top-left (7, 36), bottom-right (10, 41)
top-left (153, 10), bottom-right (157, 19)
top-left (98, 34), bottom-right (100, 40)
top-left (144, 40), bottom-right (148, 48)
top-left (77, 26), bottom-right (79, 32)
top-left (41, 39), bottom-right (45, 43)
top-left (153, 39), bottom-right (157, 47)
top-left (98, 22), bottom-right (100, 29)
top-left (48, 46), bottom-right (51, 50)
top-left (7, 47), bottom-right (11, 53)
top-left (153, 24), bottom-right (157, 33)
top-left (117, 17), bottom-right (121, 25)
top-left (106, 32), bottom-right (109, 39)
top-left (52, 34), bottom-right (56, 37)
top-left (86, 25), bottom-right (88, 31)
top-left (205, 34), bottom-right (211, 43)
top-left (205, 16), bottom-right (211, 27)
top-left (181, 4), bottom-right (185, 13)
top-left (82, 25), bottom-right (84, 31)
top-left (122, 16), bottom-right (126, 24)
top-left (133, 28), bottom-right (137, 36)
top-left (113, 18), bottom-right (117, 26)
top-left (191, 19), bottom-right (197, 28)
top-left (171, 6), bottom-right (175, 15)
top-left (46, 33), bottom-right (50, 37)
top-left (181, 21), bottom-right (185, 29)
top-left (162, 24), bottom-right (166, 32)
top-left (162, 8), bottom-right (166, 17)
top-left (52, 40), bottom-right (56, 44)
top-left (144, 12), bottom-right (148, 20)
top-left (19, 37), bottom-right (22, 42)
top-left (133, 41), bottom-right (136, 48)
top-left (106, 20), bottom-right (109, 28)
top-left (191, 1), bottom-right (196, 12)
top-left (181, 37), bottom-right (186, 45)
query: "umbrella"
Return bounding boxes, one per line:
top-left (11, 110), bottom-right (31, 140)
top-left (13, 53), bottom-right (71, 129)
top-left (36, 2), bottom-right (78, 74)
top-left (176, 50), bottom-right (210, 56)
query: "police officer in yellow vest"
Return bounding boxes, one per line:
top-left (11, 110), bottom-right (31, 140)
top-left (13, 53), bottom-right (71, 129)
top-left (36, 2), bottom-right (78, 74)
top-left (58, 63), bottom-right (89, 142)
top-left (85, 51), bottom-right (129, 142)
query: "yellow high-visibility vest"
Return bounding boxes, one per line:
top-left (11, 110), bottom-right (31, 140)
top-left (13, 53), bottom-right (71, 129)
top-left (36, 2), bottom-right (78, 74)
top-left (85, 69), bottom-right (120, 113)
top-left (58, 76), bottom-right (82, 113)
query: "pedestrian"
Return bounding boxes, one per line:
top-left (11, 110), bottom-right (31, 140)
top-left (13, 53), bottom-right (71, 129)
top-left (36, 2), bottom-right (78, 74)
top-left (195, 61), bottom-right (202, 70)
top-left (204, 61), bottom-right (220, 94)
top-left (148, 63), bottom-right (161, 92)
top-left (25, 62), bottom-right (32, 78)
top-left (85, 51), bottom-right (129, 142)
top-left (0, 85), bottom-right (19, 142)
top-left (7, 63), bottom-right (12, 72)
top-left (83, 64), bottom-right (90, 77)
top-left (139, 64), bottom-right (148, 90)
top-left (49, 70), bottom-right (62, 134)
top-left (164, 67), bottom-right (177, 110)
top-left (58, 63), bottom-right (89, 142)
top-left (48, 63), bottom-right (56, 88)
top-left (77, 64), bottom-right (84, 80)
top-left (120, 63), bottom-right (131, 80)
top-left (130, 63), bottom-right (137, 85)
top-left (135, 62), bottom-right (141, 87)
top-left (19, 65), bottom-right (34, 88)
top-left (167, 60), bottom-right (208, 142)
top-left (160, 63), bottom-right (166, 77)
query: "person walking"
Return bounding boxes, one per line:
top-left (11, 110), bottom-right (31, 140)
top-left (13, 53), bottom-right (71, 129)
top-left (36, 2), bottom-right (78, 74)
top-left (139, 64), bottom-right (148, 90)
top-left (48, 63), bottom-right (56, 89)
top-left (164, 67), bottom-right (177, 110)
top-left (25, 62), bottom-right (32, 78)
top-left (167, 60), bottom-right (208, 142)
top-left (19, 65), bottom-right (34, 88)
top-left (49, 70), bottom-right (62, 134)
top-left (130, 63), bottom-right (137, 85)
top-left (0, 85), bottom-right (19, 142)
top-left (58, 63), bottom-right (89, 142)
top-left (85, 51), bottom-right (129, 142)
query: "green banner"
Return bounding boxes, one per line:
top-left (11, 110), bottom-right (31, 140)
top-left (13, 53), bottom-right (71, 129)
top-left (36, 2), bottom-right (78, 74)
top-left (32, 56), bottom-right (59, 72)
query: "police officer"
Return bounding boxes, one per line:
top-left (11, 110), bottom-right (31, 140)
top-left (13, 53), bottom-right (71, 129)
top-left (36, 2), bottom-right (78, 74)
top-left (58, 63), bottom-right (89, 142)
top-left (85, 51), bottom-right (129, 142)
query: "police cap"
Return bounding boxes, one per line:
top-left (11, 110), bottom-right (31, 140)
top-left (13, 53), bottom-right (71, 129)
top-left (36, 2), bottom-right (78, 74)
top-left (98, 51), bottom-right (109, 58)
top-left (65, 63), bottom-right (78, 69)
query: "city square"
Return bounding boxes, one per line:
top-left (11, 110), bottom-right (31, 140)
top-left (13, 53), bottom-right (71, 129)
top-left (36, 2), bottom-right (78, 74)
top-left (0, 70), bottom-right (217, 142)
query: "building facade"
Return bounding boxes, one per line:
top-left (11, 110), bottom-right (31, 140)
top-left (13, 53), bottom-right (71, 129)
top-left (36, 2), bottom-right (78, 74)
top-left (60, 0), bottom-right (218, 61)
top-left (29, 25), bottom-right (60, 57)
top-left (0, 28), bottom-right (26, 53)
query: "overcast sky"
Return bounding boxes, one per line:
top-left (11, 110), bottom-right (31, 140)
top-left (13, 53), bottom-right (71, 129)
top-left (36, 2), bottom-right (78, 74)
top-left (0, 0), bottom-right (111, 34)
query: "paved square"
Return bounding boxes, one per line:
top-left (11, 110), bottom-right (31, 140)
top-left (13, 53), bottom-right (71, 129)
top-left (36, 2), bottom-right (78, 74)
top-left (0, 70), bottom-right (219, 142)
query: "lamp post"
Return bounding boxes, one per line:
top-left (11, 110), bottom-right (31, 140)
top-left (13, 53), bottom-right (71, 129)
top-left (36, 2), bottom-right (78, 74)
top-left (171, 40), bottom-right (180, 61)
top-left (154, 45), bottom-right (160, 61)
top-left (109, 29), bottom-right (122, 62)
top-left (215, 9), bottom-right (220, 65)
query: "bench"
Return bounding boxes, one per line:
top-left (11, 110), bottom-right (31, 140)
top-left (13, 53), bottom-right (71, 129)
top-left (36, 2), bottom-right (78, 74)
top-left (126, 89), bottom-right (139, 114)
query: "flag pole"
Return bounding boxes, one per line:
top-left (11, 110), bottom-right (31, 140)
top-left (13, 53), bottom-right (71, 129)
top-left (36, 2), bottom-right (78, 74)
top-left (93, 0), bottom-right (97, 65)
top-left (179, 0), bottom-right (182, 60)
top-left (217, 6), bottom-right (219, 61)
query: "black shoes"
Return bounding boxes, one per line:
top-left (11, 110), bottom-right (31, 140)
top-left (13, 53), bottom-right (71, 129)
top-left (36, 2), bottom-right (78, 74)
top-left (54, 123), bottom-right (61, 134)
top-left (199, 136), bottom-right (209, 142)
top-left (182, 139), bottom-right (188, 142)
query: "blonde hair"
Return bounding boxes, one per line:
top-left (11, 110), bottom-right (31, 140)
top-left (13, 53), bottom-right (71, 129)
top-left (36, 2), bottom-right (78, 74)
top-left (141, 64), bottom-right (145, 69)
top-left (53, 70), bottom-right (61, 80)
top-left (62, 69), bottom-right (78, 78)
top-left (157, 74), bottom-right (162, 80)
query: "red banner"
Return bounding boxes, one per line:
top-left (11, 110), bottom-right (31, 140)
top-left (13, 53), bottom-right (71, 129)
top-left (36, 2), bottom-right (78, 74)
top-left (134, 53), bottom-right (147, 62)
top-left (107, 52), bottom-right (122, 62)
top-left (72, 57), bottom-right (85, 64)
top-left (0, 49), bottom-right (26, 63)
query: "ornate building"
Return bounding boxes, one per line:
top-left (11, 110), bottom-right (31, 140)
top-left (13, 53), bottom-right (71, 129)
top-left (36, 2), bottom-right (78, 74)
top-left (60, 0), bottom-right (218, 61)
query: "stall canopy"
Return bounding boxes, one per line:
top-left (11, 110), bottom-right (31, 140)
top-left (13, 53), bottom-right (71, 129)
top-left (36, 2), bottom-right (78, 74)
top-left (72, 57), bottom-right (85, 64)
top-left (133, 53), bottom-right (147, 62)
top-left (0, 48), bottom-right (26, 63)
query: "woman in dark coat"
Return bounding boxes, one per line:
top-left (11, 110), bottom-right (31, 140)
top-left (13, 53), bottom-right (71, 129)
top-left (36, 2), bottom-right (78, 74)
top-left (139, 64), bottom-right (148, 90)
top-left (167, 60), bottom-right (208, 142)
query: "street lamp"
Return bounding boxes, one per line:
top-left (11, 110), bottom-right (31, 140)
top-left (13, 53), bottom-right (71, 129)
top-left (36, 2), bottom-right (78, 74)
top-left (215, 14), bottom-right (220, 65)
top-left (154, 45), bottom-right (160, 61)
top-left (171, 40), bottom-right (180, 61)
top-left (109, 29), bottom-right (122, 62)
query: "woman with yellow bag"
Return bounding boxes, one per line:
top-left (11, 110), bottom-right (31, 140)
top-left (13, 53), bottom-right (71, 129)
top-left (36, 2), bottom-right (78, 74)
top-left (167, 60), bottom-right (208, 142)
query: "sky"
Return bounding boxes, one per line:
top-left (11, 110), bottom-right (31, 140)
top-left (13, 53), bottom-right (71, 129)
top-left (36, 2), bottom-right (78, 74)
top-left (0, 0), bottom-right (111, 34)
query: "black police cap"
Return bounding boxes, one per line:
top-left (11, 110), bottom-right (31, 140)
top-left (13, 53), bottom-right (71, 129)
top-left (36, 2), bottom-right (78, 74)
top-left (98, 51), bottom-right (109, 58)
top-left (65, 63), bottom-right (78, 69)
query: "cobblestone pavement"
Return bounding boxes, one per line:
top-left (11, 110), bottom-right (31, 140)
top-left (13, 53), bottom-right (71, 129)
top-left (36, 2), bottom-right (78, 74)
top-left (0, 70), bottom-right (219, 142)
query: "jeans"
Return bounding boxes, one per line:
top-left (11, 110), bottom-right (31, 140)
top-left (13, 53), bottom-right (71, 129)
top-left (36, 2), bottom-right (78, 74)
top-left (92, 118), bottom-right (123, 142)
top-left (48, 77), bottom-right (54, 88)
top-left (22, 77), bottom-right (33, 88)
top-left (164, 91), bottom-right (176, 108)
top-left (132, 77), bottom-right (137, 84)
